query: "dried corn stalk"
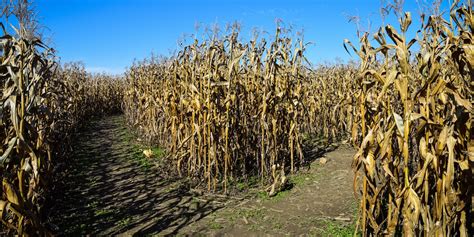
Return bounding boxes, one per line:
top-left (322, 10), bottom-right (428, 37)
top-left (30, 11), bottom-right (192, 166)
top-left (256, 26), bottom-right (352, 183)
top-left (347, 1), bottom-right (473, 235)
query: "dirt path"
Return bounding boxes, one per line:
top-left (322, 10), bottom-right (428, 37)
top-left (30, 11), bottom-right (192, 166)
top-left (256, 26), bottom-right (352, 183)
top-left (48, 115), bottom-right (222, 236)
top-left (179, 144), bottom-right (358, 236)
top-left (48, 115), bottom-right (357, 236)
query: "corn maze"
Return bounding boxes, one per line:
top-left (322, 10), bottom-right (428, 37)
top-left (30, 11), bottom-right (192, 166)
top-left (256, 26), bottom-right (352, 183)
top-left (1, 0), bottom-right (473, 235)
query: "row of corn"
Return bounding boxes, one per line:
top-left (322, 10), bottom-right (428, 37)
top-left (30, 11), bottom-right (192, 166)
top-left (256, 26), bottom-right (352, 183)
top-left (0, 24), bottom-right (123, 234)
top-left (124, 26), bottom-right (314, 192)
top-left (348, 1), bottom-right (473, 235)
top-left (123, 25), bottom-right (359, 192)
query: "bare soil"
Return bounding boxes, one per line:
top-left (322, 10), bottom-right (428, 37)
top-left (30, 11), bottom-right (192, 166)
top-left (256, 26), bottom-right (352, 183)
top-left (48, 115), bottom-right (358, 236)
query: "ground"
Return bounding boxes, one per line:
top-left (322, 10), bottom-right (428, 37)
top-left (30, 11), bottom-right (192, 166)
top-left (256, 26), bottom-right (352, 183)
top-left (48, 115), bottom-right (358, 236)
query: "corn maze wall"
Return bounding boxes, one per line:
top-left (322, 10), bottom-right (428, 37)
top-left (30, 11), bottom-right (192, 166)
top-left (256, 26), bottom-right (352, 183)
top-left (0, 25), bottom-right (123, 234)
top-left (347, 1), bottom-right (473, 235)
top-left (123, 26), bottom-right (359, 193)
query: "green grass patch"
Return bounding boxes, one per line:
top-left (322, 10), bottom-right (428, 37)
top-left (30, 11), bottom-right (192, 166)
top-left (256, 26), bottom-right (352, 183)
top-left (86, 200), bottom-right (99, 208)
top-left (150, 147), bottom-right (165, 158)
top-left (257, 191), bottom-right (268, 200)
top-left (227, 175), bottom-right (261, 192)
top-left (117, 217), bottom-right (133, 227)
top-left (271, 189), bottom-right (291, 202)
top-left (238, 208), bottom-right (265, 219)
top-left (290, 172), bottom-right (312, 186)
top-left (256, 188), bottom-right (292, 203)
top-left (94, 208), bottom-right (114, 217)
top-left (209, 221), bottom-right (223, 230)
top-left (319, 220), bottom-right (356, 237)
top-left (119, 125), bottom-right (166, 171)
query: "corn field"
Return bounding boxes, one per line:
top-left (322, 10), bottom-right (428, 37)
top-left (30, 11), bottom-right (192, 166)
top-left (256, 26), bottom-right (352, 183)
top-left (1, 0), bottom-right (473, 235)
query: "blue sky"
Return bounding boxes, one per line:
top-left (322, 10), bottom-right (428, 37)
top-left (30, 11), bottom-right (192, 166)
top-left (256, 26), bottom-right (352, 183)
top-left (28, 0), bottom-right (451, 74)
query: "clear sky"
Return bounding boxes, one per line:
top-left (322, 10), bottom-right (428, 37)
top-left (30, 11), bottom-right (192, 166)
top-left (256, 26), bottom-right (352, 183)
top-left (30, 0), bottom-right (453, 74)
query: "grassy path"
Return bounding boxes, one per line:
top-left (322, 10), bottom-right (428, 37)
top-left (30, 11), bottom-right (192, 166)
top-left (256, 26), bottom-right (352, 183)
top-left (48, 115), bottom-right (222, 236)
top-left (48, 115), bottom-right (357, 236)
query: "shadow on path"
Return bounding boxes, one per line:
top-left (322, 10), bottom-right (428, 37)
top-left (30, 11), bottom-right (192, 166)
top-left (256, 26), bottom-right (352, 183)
top-left (48, 115), bottom-right (222, 236)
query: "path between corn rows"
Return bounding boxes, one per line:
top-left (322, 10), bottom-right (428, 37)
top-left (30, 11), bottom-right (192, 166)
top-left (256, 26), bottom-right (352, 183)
top-left (48, 115), bottom-right (357, 236)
